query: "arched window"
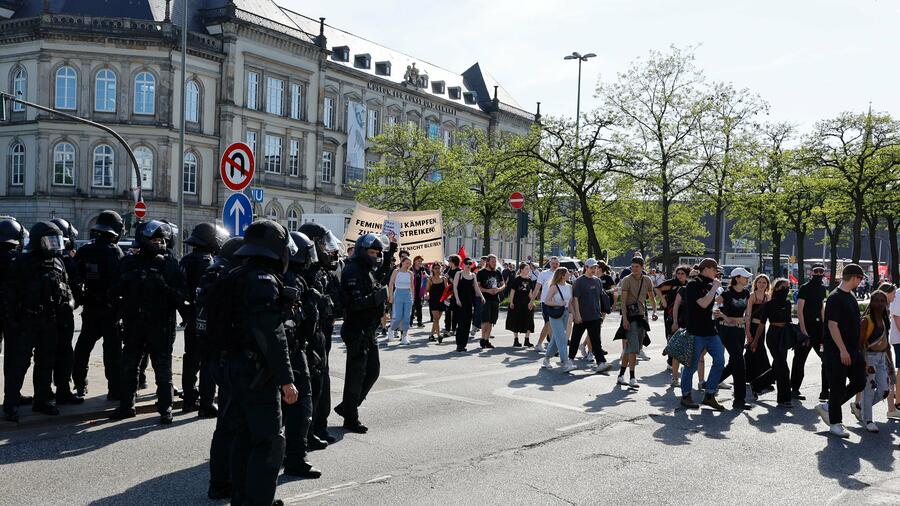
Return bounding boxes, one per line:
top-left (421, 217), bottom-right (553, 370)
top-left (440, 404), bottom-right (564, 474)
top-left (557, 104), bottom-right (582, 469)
top-left (134, 71), bottom-right (156, 115)
top-left (287, 208), bottom-right (299, 231)
top-left (53, 142), bottom-right (75, 185)
top-left (9, 142), bottom-right (25, 186)
top-left (183, 152), bottom-right (197, 194)
top-left (185, 80), bottom-right (200, 123)
top-left (95, 69), bottom-right (117, 112)
top-left (92, 144), bottom-right (114, 188)
top-left (12, 68), bottom-right (26, 112)
top-left (133, 146), bottom-right (154, 191)
top-left (55, 66), bottom-right (77, 110)
top-left (267, 206), bottom-right (280, 221)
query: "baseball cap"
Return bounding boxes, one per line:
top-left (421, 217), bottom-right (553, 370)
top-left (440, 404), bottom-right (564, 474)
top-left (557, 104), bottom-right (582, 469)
top-left (698, 258), bottom-right (719, 271)
top-left (730, 267), bottom-right (752, 279)
top-left (630, 256), bottom-right (645, 266)
top-left (842, 264), bottom-right (864, 277)
top-left (585, 258), bottom-right (598, 268)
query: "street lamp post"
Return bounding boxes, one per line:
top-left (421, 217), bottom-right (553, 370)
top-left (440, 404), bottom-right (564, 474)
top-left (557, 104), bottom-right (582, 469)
top-left (563, 51), bottom-right (595, 258)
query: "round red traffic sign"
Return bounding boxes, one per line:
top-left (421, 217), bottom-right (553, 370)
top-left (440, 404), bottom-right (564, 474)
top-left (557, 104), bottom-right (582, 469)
top-left (508, 191), bottom-right (525, 209)
top-left (134, 200), bottom-right (147, 219)
top-left (220, 142), bottom-right (255, 192)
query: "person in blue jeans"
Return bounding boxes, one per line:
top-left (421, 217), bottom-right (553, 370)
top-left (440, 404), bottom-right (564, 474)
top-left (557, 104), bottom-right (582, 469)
top-left (679, 258), bottom-right (727, 410)
top-left (541, 267), bottom-right (576, 373)
top-left (388, 257), bottom-right (414, 345)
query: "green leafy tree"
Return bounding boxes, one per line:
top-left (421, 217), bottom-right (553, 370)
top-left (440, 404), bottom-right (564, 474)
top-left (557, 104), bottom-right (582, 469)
top-left (523, 172), bottom-right (564, 264)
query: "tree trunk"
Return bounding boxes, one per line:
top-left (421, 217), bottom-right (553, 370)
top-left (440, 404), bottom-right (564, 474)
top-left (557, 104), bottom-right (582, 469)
top-left (757, 211), bottom-right (764, 274)
top-left (661, 195), bottom-right (672, 276)
top-left (827, 222), bottom-right (844, 288)
top-left (713, 200), bottom-right (724, 263)
top-left (771, 226), bottom-right (782, 278)
top-left (795, 229), bottom-right (806, 285)
top-left (888, 217), bottom-right (899, 285)
top-left (851, 204), bottom-right (863, 263)
top-left (481, 213), bottom-right (491, 257)
top-left (867, 215), bottom-right (880, 286)
top-left (578, 195), bottom-right (602, 261)
top-left (538, 226), bottom-right (546, 265)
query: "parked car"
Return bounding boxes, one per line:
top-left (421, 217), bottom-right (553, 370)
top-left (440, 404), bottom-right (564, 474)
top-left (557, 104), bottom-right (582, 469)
top-left (544, 256), bottom-right (583, 273)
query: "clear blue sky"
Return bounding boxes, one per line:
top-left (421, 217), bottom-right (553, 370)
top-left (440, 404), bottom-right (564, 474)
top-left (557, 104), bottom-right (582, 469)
top-left (287, 0), bottom-right (899, 132)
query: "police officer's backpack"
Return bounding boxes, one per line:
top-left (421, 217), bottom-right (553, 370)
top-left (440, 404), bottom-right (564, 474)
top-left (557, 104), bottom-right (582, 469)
top-left (200, 265), bottom-right (248, 352)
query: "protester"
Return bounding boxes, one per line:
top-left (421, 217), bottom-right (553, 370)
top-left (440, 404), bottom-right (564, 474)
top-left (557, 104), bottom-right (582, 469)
top-left (387, 257), bottom-right (414, 345)
top-left (794, 263), bottom-right (829, 401)
top-left (715, 267), bottom-right (752, 410)
top-left (570, 259), bottom-right (612, 372)
top-left (761, 278), bottom-right (794, 408)
top-left (453, 258), bottom-right (484, 352)
top-left (855, 290), bottom-right (893, 433)
top-left (619, 257), bottom-right (657, 388)
top-left (888, 283), bottom-right (900, 419)
top-left (444, 255), bottom-right (462, 339)
top-left (679, 258), bottom-right (726, 410)
top-left (506, 263), bottom-right (536, 347)
top-left (542, 267), bottom-right (576, 372)
top-left (745, 274), bottom-right (776, 399)
top-left (409, 256), bottom-right (426, 329)
top-left (531, 256), bottom-right (561, 352)
top-left (815, 264), bottom-right (866, 438)
top-left (477, 254), bottom-right (505, 349)
top-left (657, 266), bottom-right (689, 384)
top-left (470, 256), bottom-right (488, 338)
top-left (425, 263), bottom-right (447, 343)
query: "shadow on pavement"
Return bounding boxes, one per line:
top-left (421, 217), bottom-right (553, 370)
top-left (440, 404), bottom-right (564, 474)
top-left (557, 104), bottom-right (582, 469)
top-left (89, 462), bottom-right (211, 505)
top-left (816, 429), bottom-right (895, 490)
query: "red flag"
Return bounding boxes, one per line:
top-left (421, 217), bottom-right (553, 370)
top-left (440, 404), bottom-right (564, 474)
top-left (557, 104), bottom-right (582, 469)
top-left (458, 245), bottom-right (467, 262)
top-left (789, 273), bottom-right (798, 284)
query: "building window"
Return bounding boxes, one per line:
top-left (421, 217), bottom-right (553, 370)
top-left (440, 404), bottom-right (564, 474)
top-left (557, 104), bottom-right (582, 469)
top-left (247, 71), bottom-right (259, 110)
top-left (55, 66), bottom-right (77, 110)
top-left (455, 235), bottom-right (463, 252)
top-left (375, 61), bottom-right (391, 76)
top-left (9, 142), bottom-right (25, 186)
top-left (246, 131), bottom-right (257, 156)
top-left (288, 209), bottom-right (299, 232)
top-left (133, 71), bottom-right (156, 115)
top-left (289, 138), bottom-right (301, 176)
top-left (94, 69), bottom-right (117, 112)
top-left (264, 135), bottom-right (282, 174)
top-left (185, 80), bottom-right (200, 123)
top-left (12, 68), bottom-right (26, 112)
top-left (92, 144), bottom-right (114, 188)
top-left (331, 46), bottom-right (350, 62)
top-left (354, 54), bottom-right (371, 69)
top-left (321, 151), bottom-right (333, 183)
top-left (427, 121), bottom-right (440, 140)
top-left (265, 77), bottom-right (284, 116)
top-left (183, 152), bottom-right (197, 195)
top-left (443, 128), bottom-right (453, 147)
top-left (53, 142), bottom-right (75, 186)
top-left (367, 109), bottom-right (380, 138)
top-left (387, 115), bottom-right (398, 128)
top-left (323, 97), bottom-right (335, 129)
top-left (133, 146), bottom-right (154, 190)
top-left (290, 83), bottom-right (304, 120)
top-left (267, 207), bottom-right (280, 221)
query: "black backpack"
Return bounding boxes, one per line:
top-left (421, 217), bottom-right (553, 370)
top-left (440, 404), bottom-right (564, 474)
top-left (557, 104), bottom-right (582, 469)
top-left (199, 265), bottom-right (248, 352)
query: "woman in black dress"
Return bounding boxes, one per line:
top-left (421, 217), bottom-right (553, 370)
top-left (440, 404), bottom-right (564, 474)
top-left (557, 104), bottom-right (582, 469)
top-left (761, 278), bottom-right (794, 407)
top-left (453, 258), bottom-right (484, 352)
top-left (506, 263), bottom-right (536, 347)
top-left (426, 263), bottom-right (447, 343)
top-left (745, 274), bottom-right (775, 400)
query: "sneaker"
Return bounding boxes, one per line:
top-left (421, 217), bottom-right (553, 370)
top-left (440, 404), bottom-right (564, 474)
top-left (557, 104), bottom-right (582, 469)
top-left (818, 391), bottom-right (829, 402)
top-left (562, 361), bottom-right (577, 373)
top-left (585, 351), bottom-right (594, 362)
top-left (400, 335), bottom-right (410, 345)
top-left (829, 423), bottom-right (850, 438)
top-left (702, 394), bottom-right (725, 411)
top-left (671, 377), bottom-right (680, 388)
top-left (681, 395), bottom-right (700, 409)
top-left (886, 410), bottom-right (900, 420)
top-left (579, 344), bottom-right (588, 358)
top-left (437, 334), bottom-right (444, 344)
top-left (629, 378), bottom-right (639, 389)
top-left (469, 329), bottom-right (476, 337)
top-left (428, 335), bottom-right (437, 342)
top-left (718, 383), bottom-right (731, 391)
top-left (541, 358), bottom-right (552, 369)
top-left (815, 403), bottom-right (831, 426)
top-left (865, 422), bottom-right (879, 433)
top-left (596, 362), bottom-right (612, 374)
top-left (534, 344), bottom-right (545, 353)
top-left (851, 402), bottom-right (862, 423)
top-left (616, 375), bottom-right (628, 386)
top-left (698, 381), bottom-right (706, 391)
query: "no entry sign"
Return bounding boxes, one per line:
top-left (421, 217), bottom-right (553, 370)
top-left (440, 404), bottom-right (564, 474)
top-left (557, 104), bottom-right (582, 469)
top-left (220, 142), bottom-right (255, 192)
top-left (134, 200), bottom-right (147, 219)
top-left (508, 191), bottom-right (525, 209)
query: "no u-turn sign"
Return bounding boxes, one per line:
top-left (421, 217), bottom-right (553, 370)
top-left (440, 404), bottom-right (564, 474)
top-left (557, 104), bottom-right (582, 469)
top-left (220, 142), bottom-right (255, 192)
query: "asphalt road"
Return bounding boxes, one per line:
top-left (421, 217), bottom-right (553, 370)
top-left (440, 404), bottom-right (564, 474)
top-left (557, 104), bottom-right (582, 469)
top-left (1, 312), bottom-right (899, 505)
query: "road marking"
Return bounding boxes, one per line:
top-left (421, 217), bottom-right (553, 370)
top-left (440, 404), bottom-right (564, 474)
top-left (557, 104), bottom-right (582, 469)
top-left (415, 363), bottom-right (537, 386)
top-left (555, 419), bottom-right (599, 432)
top-left (405, 388), bottom-right (493, 406)
top-left (492, 386), bottom-right (597, 414)
top-left (283, 476), bottom-right (392, 503)
top-left (365, 475), bottom-right (392, 484)
top-left (382, 373), bottom-right (428, 381)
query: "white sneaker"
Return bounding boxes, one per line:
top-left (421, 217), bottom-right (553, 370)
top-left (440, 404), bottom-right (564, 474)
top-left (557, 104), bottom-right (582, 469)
top-left (865, 422), bottom-right (879, 433)
top-left (562, 361), bottom-right (577, 373)
top-left (597, 362), bottom-right (612, 373)
top-left (815, 403), bottom-right (831, 426)
top-left (829, 423), bottom-right (850, 438)
top-left (400, 335), bottom-right (410, 345)
top-left (616, 375), bottom-right (628, 386)
top-left (851, 402), bottom-right (862, 423)
top-left (629, 377), bottom-right (640, 388)
top-left (886, 410), bottom-right (900, 420)
top-left (541, 358), bottom-right (552, 369)
top-left (534, 344), bottom-right (545, 353)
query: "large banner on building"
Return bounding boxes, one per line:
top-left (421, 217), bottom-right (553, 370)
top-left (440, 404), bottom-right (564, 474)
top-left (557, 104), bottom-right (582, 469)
top-left (346, 101), bottom-right (366, 173)
top-left (343, 203), bottom-right (444, 262)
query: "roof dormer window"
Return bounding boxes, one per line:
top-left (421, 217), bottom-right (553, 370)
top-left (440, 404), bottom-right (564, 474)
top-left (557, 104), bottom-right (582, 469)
top-left (331, 46), bottom-right (350, 62)
top-left (463, 91), bottom-right (477, 105)
top-left (431, 81), bottom-right (445, 94)
top-left (354, 54), bottom-right (371, 69)
top-left (448, 87), bottom-right (462, 100)
top-left (375, 61), bottom-right (391, 76)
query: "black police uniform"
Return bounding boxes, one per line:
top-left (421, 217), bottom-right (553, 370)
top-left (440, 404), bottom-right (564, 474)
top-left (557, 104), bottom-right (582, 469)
top-left (1, 218), bottom-right (27, 420)
top-left (180, 248), bottom-right (216, 411)
top-left (111, 231), bottom-right (186, 421)
top-left (73, 234), bottom-right (125, 398)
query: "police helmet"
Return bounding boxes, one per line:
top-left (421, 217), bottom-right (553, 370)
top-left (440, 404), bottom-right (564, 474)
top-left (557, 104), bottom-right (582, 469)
top-left (352, 233), bottom-right (387, 269)
top-left (0, 217), bottom-right (28, 246)
top-left (213, 236), bottom-right (244, 268)
top-left (50, 218), bottom-right (79, 250)
top-left (289, 231), bottom-right (318, 269)
top-left (24, 221), bottom-right (65, 256)
top-left (159, 220), bottom-right (178, 251)
top-left (185, 222), bottom-right (229, 254)
top-left (137, 220), bottom-right (171, 254)
top-left (92, 210), bottom-right (124, 238)
top-left (234, 219), bottom-right (298, 273)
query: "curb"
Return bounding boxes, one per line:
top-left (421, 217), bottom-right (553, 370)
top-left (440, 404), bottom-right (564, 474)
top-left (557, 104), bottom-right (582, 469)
top-left (1, 398), bottom-right (185, 432)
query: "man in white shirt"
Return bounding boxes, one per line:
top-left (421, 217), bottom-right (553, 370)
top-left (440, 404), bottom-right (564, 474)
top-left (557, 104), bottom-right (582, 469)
top-left (530, 256), bottom-right (560, 353)
top-left (888, 287), bottom-right (900, 418)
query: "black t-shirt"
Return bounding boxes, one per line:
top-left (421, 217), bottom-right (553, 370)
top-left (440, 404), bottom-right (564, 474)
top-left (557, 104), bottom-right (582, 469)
top-left (683, 275), bottom-right (716, 336)
top-left (658, 278), bottom-right (684, 312)
top-left (477, 268), bottom-right (504, 302)
top-left (719, 287), bottom-right (749, 318)
top-left (824, 288), bottom-right (861, 355)
top-left (797, 278), bottom-right (827, 325)
top-left (599, 274), bottom-right (616, 292)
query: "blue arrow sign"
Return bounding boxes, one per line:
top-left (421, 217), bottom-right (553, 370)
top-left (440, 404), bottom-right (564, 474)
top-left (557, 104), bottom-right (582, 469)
top-left (251, 187), bottom-right (264, 203)
top-left (223, 192), bottom-right (253, 237)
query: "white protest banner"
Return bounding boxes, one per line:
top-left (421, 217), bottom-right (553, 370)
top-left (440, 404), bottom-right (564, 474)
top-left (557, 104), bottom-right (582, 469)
top-left (344, 203), bottom-right (444, 262)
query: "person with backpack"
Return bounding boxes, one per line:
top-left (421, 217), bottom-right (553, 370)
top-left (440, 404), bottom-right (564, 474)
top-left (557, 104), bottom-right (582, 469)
top-left (1, 217), bottom-right (29, 421)
top-left (110, 220), bottom-right (187, 424)
top-left (180, 223), bottom-right (228, 417)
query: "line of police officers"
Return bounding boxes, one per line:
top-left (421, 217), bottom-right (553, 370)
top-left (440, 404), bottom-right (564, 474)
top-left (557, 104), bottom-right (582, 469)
top-left (1, 211), bottom-right (395, 506)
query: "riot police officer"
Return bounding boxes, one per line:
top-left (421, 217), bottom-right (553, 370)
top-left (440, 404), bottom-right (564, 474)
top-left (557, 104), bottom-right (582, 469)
top-left (110, 220), bottom-right (186, 424)
top-left (334, 233), bottom-right (389, 434)
top-left (213, 219), bottom-right (298, 505)
top-left (1, 217), bottom-right (29, 421)
top-left (282, 231), bottom-right (322, 479)
top-left (297, 222), bottom-right (344, 444)
top-left (3, 221), bottom-right (74, 418)
top-left (181, 222), bottom-right (228, 417)
top-left (73, 211), bottom-right (125, 400)
top-left (49, 218), bottom-right (82, 404)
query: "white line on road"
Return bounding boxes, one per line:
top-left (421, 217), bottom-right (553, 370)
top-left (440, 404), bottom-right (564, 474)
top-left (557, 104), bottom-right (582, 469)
top-left (405, 388), bottom-right (493, 406)
top-left (382, 373), bottom-right (428, 381)
top-left (283, 476), bottom-right (393, 503)
top-left (492, 386), bottom-right (597, 414)
top-left (555, 419), bottom-right (600, 432)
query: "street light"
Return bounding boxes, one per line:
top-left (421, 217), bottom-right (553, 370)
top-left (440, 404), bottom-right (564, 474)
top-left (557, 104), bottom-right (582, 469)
top-left (563, 51), bottom-right (596, 257)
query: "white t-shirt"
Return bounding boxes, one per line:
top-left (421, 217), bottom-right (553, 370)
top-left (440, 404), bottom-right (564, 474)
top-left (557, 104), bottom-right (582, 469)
top-left (537, 270), bottom-right (555, 303)
top-left (889, 296), bottom-right (900, 344)
top-left (547, 283), bottom-right (572, 305)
